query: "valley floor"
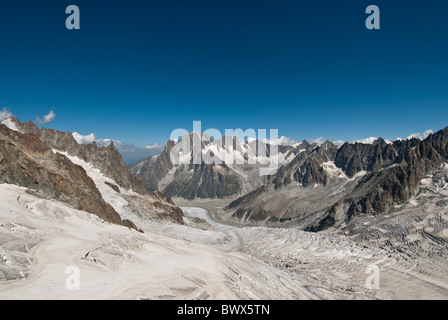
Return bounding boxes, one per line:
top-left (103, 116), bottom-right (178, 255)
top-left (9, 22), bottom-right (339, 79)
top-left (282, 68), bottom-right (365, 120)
top-left (1, 184), bottom-right (448, 300)
top-left (175, 196), bottom-right (448, 300)
top-left (0, 184), bottom-right (319, 300)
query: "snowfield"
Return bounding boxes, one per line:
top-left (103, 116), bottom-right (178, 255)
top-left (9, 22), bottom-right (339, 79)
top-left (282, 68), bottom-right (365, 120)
top-left (1, 163), bottom-right (448, 299)
top-left (0, 183), bottom-right (321, 300)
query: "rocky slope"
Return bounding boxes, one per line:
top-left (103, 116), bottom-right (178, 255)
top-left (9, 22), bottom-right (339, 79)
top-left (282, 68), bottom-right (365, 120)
top-left (0, 122), bottom-right (139, 230)
top-left (224, 127), bottom-right (448, 233)
top-left (1, 116), bottom-right (184, 226)
top-left (130, 133), bottom-right (314, 200)
top-left (10, 116), bottom-right (146, 194)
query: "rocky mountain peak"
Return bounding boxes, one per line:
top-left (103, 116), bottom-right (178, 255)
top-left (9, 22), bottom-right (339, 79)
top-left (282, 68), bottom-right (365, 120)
top-left (0, 122), bottom-right (141, 231)
top-left (130, 133), bottom-right (298, 199)
top-left (8, 117), bottom-right (148, 195)
top-left (1, 116), bottom-right (188, 226)
top-left (372, 137), bottom-right (388, 147)
top-left (426, 126), bottom-right (448, 141)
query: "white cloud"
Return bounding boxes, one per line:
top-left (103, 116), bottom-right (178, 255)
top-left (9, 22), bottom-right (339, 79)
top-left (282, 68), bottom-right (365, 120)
top-left (332, 140), bottom-right (346, 147)
top-left (309, 138), bottom-right (350, 147)
top-left (406, 130), bottom-right (434, 140)
top-left (263, 136), bottom-right (300, 146)
top-left (309, 137), bottom-right (325, 145)
top-left (144, 143), bottom-right (164, 150)
top-left (72, 132), bottom-right (96, 144)
top-left (72, 132), bottom-right (124, 147)
top-left (0, 108), bottom-right (12, 122)
top-left (353, 137), bottom-right (393, 145)
top-left (119, 143), bottom-right (165, 164)
top-left (96, 138), bottom-right (122, 147)
top-left (36, 110), bottom-right (56, 124)
top-left (354, 137), bottom-right (378, 144)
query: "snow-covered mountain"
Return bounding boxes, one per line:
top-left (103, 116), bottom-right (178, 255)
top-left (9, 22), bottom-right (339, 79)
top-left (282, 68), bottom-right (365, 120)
top-left (130, 132), bottom-right (317, 200)
top-left (225, 127), bottom-right (448, 233)
top-left (0, 116), bottom-right (184, 226)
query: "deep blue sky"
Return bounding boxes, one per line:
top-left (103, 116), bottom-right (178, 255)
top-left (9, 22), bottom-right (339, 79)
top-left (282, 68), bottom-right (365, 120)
top-left (0, 0), bottom-right (447, 146)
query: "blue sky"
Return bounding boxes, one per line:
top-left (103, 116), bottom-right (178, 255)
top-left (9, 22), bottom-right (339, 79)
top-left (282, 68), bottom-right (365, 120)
top-left (0, 0), bottom-right (447, 147)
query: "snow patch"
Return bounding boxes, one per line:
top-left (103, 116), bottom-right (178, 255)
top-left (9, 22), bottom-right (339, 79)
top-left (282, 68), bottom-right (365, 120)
top-left (53, 150), bottom-right (137, 220)
top-left (421, 177), bottom-right (432, 187)
top-left (322, 161), bottom-right (348, 179)
top-left (1, 118), bottom-right (20, 132)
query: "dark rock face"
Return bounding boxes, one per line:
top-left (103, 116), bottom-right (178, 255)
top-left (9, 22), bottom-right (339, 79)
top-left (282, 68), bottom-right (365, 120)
top-left (0, 124), bottom-right (138, 230)
top-left (293, 155), bottom-right (329, 188)
top-left (227, 127), bottom-right (448, 232)
top-left (334, 139), bottom-right (399, 178)
top-left (272, 141), bottom-right (335, 189)
top-left (427, 127), bottom-right (448, 142)
top-left (131, 142), bottom-right (175, 193)
top-left (162, 164), bottom-right (242, 200)
top-left (312, 131), bottom-right (448, 231)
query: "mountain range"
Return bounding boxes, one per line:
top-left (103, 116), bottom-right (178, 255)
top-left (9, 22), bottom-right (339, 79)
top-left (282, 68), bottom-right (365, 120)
top-left (3, 114), bottom-right (447, 237)
top-left (1, 115), bottom-right (448, 299)
top-left (130, 133), bottom-right (316, 199)
top-left (130, 126), bottom-right (448, 234)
